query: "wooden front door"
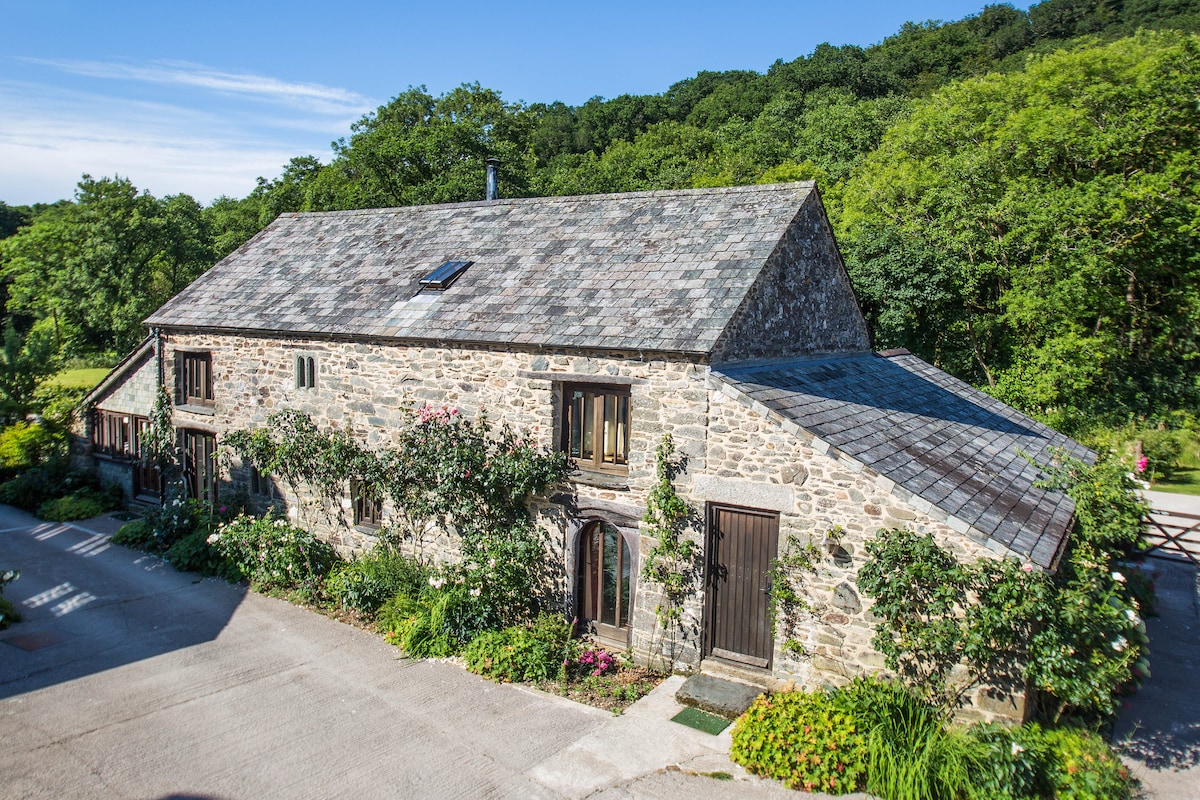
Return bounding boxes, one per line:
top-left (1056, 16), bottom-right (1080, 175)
top-left (577, 521), bottom-right (633, 648)
top-left (181, 429), bottom-right (217, 507)
top-left (706, 504), bottom-right (777, 669)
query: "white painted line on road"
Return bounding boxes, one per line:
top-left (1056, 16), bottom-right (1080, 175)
top-left (34, 524), bottom-right (70, 541)
top-left (0, 526), bottom-right (34, 534)
top-left (23, 582), bottom-right (75, 608)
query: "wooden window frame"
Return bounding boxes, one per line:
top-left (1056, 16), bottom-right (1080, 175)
top-left (250, 465), bottom-right (278, 499)
top-left (180, 428), bottom-right (218, 507)
top-left (93, 410), bottom-right (145, 460)
top-left (576, 520), bottom-right (635, 647)
top-left (177, 351), bottom-right (214, 407)
top-left (560, 383), bottom-right (631, 476)
top-left (351, 480), bottom-right (382, 529)
top-left (295, 355), bottom-right (317, 390)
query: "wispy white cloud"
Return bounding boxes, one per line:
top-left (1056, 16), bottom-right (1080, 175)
top-left (0, 78), bottom-right (344, 204)
top-left (20, 57), bottom-right (375, 116)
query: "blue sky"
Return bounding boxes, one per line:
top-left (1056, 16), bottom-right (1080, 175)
top-left (2, 1), bottom-right (1023, 206)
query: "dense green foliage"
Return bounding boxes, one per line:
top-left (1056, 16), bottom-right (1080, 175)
top-left (840, 31), bottom-right (1200, 430)
top-left (326, 545), bottom-right (431, 616)
top-left (731, 677), bottom-right (1133, 799)
top-left (463, 613), bottom-right (574, 683)
top-left (1, 2), bottom-right (1195, 434)
top-left (639, 435), bottom-right (699, 662)
top-left (858, 452), bottom-right (1150, 721)
top-left (0, 568), bottom-right (20, 630)
top-left (209, 512), bottom-right (338, 598)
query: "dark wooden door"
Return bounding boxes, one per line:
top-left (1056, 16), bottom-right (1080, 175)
top-left (706, 504), bottom-right (777, 668)
top-left (181, 429), bottom-right (217, 507)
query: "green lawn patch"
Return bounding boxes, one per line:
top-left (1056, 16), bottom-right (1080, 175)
top-left (49, 367), bottom-right (110, 389)
top-left (1153, 467), bottom-right (1200, 497)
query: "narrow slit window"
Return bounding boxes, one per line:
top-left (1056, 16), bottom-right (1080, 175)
top-left (296, 356), bottom-right (317, 389)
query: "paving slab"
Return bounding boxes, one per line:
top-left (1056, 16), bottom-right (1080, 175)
top-left (675, 673), bottom-right (766, 719)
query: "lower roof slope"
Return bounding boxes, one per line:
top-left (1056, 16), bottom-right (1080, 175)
top-left (713, 351), bottom-right (1093, 569)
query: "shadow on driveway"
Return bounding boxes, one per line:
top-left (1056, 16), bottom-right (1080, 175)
top-left (0, 505), bottom-right (245, 700)
top-left (1115, 554), bottom-right (1200, 797)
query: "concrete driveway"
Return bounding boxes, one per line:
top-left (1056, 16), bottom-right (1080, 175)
top-left (0, 506), bottom-right (813, 800)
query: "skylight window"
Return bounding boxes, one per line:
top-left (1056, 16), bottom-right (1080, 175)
top-left (419, 260), bottom-right (473, 291)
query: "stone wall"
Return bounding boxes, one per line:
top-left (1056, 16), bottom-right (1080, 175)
top-left (703, 379), bottom-right (1026, 722)
top-left (157, 329), bottom-right (1027, 721)
top-left (710, 190), bottom-right (871, 362)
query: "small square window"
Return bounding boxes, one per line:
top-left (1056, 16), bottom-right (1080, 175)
top-left (351, 480), bottom-right (382, 529)
top-left (560, 383), bottom-right (631, 475)
top-left (296, 356), bottom-right (317, 389)
top-left (250, 465), bottom-right (278, 499)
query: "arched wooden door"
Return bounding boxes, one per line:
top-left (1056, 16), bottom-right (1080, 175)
top-left (576, 521), bottom-right (633, 648)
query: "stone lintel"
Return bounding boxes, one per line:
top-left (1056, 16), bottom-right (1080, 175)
top-left (692, 474), bottom-right (793, 513)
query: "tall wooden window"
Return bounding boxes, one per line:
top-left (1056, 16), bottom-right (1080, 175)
top-left (296, 356), bottom-right (317, 389)
top-left (351, 480), bottom-right (382, 528)
top-left (562, 383), bottom-right (630, 474)
top-left (577, 521), bottom-right (633, 645)
top-left (133, 417), bottom-right (161, 497)
top-left (177, 351), bottom-right (214, 407)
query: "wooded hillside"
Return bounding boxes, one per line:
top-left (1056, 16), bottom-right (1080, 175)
top-left (1, 0), bottom-right (1197, 436)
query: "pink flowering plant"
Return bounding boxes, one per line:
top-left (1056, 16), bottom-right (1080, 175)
top-left (573, 646), bottom-right (617, 678)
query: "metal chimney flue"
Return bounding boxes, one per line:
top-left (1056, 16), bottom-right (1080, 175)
top-left (485, 157), bottom-right (500, 201)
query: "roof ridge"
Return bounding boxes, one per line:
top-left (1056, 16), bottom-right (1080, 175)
top-left (281, 182), bottom-right (816, 220)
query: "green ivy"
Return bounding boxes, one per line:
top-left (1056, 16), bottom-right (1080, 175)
top-left (767, 532), bottom-right (826, 657)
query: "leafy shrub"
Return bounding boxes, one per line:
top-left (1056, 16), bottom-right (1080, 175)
top-left (208, 512), bottom-right (337, 598)
top-left (965, 723), bottom-right (1051, 800)
top-left (0, 568), bottom-right (20, 630)
top-left (384, 582), bottom-right (502, 658)
top-left (112, 518), bottom-right (156, 550)
top-left (140, 488), bottom-right (205, 549)
top-left (1042, 727), bottom-right (1132, 800)
top-left (1137, 427), bottom-right (1184, 481)
top-left (0, 463), bottom-right (96, 512)
top-left (851, 679), bottom-right (978, 800)
top-left (36, 484), bottom-right (122, 521)
top-left (464, 613), bottom-right (573, 683)
top-left (730, 689), bottom-right (869, 794)
top-left (326, 547), bottom-right (430, 616)
top-left (0, 421), bottom-right (61, 470)
top-left (164, 526), bottom-right (235, 578)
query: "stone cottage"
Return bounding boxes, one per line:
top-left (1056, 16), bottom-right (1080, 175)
top-left (79, 182), bottom-right (1089, 717)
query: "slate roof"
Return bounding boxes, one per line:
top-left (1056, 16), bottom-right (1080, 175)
top-left (146, 184), bottom-right (817, 354)
top-left (713, 351), bottom-right (1094, 568)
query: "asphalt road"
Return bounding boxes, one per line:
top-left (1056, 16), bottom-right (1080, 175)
top-left (0, 506), bottom-right (809, 800)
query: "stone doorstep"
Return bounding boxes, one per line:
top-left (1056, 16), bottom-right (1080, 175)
top-left (675, 673), bottom-right (768, 720)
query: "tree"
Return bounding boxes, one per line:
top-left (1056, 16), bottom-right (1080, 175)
top-left (312, 84), bottom-right (532, 210)
top-left (0, 175), bottom-right (212, 359)
top-left (839, 32), bottom-right (1200, 429)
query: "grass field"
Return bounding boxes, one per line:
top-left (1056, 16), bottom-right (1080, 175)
top-left (48, 368), bottom-right (110, 389)
top-left (1154, 468), bottom-right (1200, 497)
top-left (1152, 432), bottom-right (1200, 496)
